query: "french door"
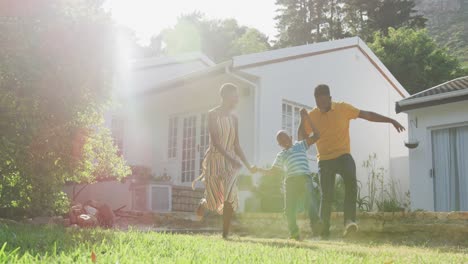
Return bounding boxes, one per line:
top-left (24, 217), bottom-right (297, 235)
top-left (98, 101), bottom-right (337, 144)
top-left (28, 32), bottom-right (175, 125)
top-left (431, 125), bottom-right (468, 211)
top-left (179, 113), bottom-right (210, 184)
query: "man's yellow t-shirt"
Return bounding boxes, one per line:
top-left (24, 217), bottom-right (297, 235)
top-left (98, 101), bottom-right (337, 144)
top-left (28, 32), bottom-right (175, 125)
top-left (305, 102), bottom-right (360, 161)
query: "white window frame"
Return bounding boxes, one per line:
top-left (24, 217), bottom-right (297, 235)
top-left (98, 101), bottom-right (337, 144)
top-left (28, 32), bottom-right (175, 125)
top-left (167, 116), bottom-right (179, 159)
top-left (282, 100), bottom-right (312, 141)
top-left (181, 115), bottom-right (198, 183)
top-left (199, 113), bottom-right (210, 175)
top-left (282, 100), bottom-right (317, 160)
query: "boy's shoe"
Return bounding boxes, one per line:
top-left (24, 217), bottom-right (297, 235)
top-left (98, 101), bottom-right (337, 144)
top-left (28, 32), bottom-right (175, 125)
top-left (343, 220), bottom-right (358, 237)
top-left (289, 233), bottom-right (302, 241)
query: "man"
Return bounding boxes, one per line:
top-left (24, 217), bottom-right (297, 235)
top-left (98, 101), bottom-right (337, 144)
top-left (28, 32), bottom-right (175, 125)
top-left (304, 84), bottom-right (405, 238)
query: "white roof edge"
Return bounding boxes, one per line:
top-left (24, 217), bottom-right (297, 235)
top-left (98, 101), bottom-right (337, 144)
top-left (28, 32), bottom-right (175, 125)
top-left (232, 36), bottom-right (409, 98)
top-left (131, 52), bottom-right (215, 69)
top-left (397, 88), bottom-right (468, 107)
top-left (232, 37), bottom-right (360, 68)
top-left (356, 38), bottom-right (410, 98)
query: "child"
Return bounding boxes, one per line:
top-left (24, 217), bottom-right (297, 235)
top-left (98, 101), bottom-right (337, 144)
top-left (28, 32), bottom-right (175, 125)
top-left (256, 109), bottom-right (322, 240)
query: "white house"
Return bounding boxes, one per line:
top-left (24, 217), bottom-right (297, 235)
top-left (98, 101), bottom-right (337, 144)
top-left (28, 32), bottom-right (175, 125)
top-left (396, 76), bottom-right (468, 212)
top-left (72, 37), bottom-right (411, 212)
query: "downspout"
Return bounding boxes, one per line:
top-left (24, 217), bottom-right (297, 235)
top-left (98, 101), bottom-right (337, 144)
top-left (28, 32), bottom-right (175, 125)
top-left (225, 62), bottom-right (261, 165)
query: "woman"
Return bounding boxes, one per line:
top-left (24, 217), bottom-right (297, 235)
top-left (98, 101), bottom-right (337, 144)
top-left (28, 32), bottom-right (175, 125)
top-left (193, 83), bottom-right (255, 239)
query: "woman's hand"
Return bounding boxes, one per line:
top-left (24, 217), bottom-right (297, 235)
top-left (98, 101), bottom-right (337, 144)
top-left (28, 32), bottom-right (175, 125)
top-left (249, 165), bottom-right (257, 174)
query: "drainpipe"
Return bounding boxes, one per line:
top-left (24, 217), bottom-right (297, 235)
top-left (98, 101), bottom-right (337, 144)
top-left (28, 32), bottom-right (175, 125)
top-left (225, 62), bottom-right (261, 166)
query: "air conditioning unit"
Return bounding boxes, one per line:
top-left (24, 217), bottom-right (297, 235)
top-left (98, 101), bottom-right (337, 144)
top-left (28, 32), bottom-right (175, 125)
top-left (150, 185), bottom-right (172, 212)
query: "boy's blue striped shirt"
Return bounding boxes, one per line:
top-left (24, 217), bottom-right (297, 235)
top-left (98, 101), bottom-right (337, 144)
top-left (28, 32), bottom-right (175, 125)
top-left (272, 140), bottom-right (310, 178)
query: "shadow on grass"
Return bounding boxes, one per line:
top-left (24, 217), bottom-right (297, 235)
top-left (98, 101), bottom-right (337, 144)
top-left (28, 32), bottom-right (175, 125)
top-left (227, 236), bottom-right (320, 251)
top-left (232, 230), bottom-right (468, 254)
top-left (329, 231), bottom-right (468, 254)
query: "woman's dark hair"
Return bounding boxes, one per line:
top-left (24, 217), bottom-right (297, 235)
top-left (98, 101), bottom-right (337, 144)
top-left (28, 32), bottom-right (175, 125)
top-left (219, 83), bottom-right (238, 98)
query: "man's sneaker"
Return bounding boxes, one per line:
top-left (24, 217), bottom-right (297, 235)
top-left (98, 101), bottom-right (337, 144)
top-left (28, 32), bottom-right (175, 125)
top-left (343, 220), bottom-right (358, 237)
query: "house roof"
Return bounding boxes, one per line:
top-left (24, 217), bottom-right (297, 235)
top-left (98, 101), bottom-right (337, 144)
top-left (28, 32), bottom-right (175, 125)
top-left (136, 61), bottom-right (232, 96)
top-left (136, 37), bottom-right (409, 98)
top-left (131, 52), bottom-right (215, 70)
top-left (232, 36), bottom-right (409, 98)
top-left (396, 76), bottom-right (468, 113)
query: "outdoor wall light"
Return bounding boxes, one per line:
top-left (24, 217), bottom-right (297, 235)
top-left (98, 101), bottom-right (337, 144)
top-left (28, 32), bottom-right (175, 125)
top-left (404, 118), bottom-right (419, 149)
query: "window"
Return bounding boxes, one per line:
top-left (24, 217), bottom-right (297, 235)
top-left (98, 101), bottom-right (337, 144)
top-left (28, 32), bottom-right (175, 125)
top-left (199, 113), bottom-right (210, 174)
top-left (181, 116), bottom-right (197, 183)
top-left (111, 116), bottom-right (124, 155)
top-left (282, 100), bottom-right (317, 160)
top-left (282, 101), bottom-right (303, 141)
top-left (432, 125), bottom-right (468, 211)
top-left (168, 117), bottom-right (178, 159)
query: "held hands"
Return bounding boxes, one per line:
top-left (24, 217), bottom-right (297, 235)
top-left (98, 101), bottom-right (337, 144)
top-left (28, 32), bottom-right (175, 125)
top-left (230, 159), bottom-right (257, 174)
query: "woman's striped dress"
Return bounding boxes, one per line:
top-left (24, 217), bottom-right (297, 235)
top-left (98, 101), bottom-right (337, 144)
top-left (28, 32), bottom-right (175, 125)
top-left (193, 113), bottom-right (239, 214)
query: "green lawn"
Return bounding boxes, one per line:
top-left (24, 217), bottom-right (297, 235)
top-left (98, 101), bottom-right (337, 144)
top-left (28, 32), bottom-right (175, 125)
top-left (1, 223), bottom-right (467, 263)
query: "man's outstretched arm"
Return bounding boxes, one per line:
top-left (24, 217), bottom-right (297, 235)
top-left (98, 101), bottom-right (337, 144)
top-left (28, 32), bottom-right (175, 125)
top-left (358, 110), bottom-right (405, 133)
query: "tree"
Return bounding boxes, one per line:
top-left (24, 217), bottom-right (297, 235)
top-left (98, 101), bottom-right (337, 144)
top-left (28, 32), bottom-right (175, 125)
top-left (370, 27), bottom-right (466, 94)
top-left (275, 0), bottom-right (348, 47)
top-left (274, 0), bottom-right (426, 47)
top-left (365, 0), bottom-right (426, 36)
top-left (0, 0), bottom-right (130, 217)
top-left (414, 0), bottom-right (468, 68)
top-left (231, 29), bottom-right (271, 55)
top-left (148, 13), bottom-right (271, 62)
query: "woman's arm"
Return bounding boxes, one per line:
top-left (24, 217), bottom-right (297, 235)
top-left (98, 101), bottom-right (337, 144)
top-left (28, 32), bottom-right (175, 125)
top-left (208, 110), bottom-right (240, 167)
top-left (233, 116), bottom-right (255, 172)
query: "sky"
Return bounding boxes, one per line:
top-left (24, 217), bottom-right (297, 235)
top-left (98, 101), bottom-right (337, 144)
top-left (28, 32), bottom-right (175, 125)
top-left (104, 0), bottom-right (278, 45)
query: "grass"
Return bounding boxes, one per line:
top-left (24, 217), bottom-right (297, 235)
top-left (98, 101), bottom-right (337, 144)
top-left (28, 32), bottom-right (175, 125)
top-left (0, 223), bottom-right (467, 263)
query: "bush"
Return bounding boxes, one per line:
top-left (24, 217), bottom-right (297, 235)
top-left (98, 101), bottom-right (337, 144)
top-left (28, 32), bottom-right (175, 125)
top-left (255, 170), bottom-right (284, 213)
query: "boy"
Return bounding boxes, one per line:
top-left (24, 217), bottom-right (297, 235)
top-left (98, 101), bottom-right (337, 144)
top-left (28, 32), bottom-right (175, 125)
top-left (256, 109), bottom-right (321, 240)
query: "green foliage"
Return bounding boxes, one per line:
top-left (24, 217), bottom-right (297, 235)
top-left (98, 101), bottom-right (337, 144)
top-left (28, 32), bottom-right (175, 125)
top-left (0, 225), bottom-right (467, 263)
top-left (369, 27), bottom-right (466, 94)
top-left (154, 13), bottom-right (271, 62)
top-left (415, 0), bottom-right (468, 71)
top-left (255, 170), bottom-right (284, 213)
top-left (237, 174), bottom-right (254, 191)
top-left (360, 153), bottom-right (411, 212)
top-left (362, 153), bottom-right (385, 212)
top-left (274, 0), bottom-right (425, 47)
top-left (0, 0), bottom-right (130, 217)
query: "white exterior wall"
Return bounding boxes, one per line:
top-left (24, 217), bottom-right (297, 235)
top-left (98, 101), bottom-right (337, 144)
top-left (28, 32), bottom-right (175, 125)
top-left (134, 75), bottom-right (255, 186)
top-left (240, 47), bottom-right (409, 196)
top-left (405, 101), bottom-right (468, 210)
top-left (63, 181), bottom-right (133, 210)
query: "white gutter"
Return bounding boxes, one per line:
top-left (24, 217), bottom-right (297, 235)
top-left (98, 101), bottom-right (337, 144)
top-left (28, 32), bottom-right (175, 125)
top-left (398, 88), bottom-right (468, 108)
top-left (225, 64), bottom-right (261, 165)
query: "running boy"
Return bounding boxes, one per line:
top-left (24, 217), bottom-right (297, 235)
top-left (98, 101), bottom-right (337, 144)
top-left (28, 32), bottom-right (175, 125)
top-left (256, 109), bottom-right (321, 240)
